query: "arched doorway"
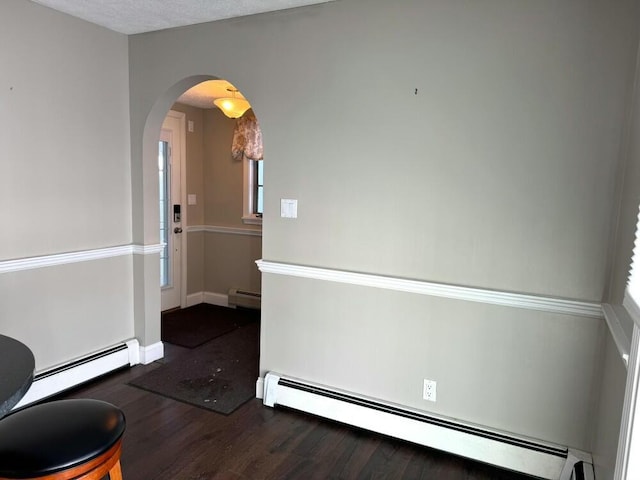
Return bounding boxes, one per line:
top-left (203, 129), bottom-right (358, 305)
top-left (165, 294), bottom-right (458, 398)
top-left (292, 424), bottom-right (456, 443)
top-left (134, 75), bottom-right (263, 368)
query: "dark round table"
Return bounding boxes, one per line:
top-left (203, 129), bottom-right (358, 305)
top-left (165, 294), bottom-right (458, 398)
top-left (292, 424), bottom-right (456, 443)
top-left (0, 334), bottom-right (35, 418)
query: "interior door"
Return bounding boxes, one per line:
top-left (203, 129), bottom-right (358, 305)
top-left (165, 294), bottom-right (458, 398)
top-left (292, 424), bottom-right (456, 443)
top-left (160, 112), bottom-right (184, 311)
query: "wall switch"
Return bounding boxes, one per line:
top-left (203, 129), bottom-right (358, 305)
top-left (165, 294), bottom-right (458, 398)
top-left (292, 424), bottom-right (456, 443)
top-left (280, 199), bottom-right (298, 218)
top-left (188, 120), bottom-right (194, 133)
top-left (187, 194), bottom-right (197, 206)
top-left (423, 379), bottom-right (437, 402)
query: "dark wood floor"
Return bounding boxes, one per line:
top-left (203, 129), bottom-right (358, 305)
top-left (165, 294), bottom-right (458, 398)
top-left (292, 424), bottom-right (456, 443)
top-left (58, 345), bottom-right (536, 480)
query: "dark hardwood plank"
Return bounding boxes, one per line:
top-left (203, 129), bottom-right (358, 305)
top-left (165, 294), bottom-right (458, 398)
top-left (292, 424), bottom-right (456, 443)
top-left (56, 349), bottom-right (537, 480)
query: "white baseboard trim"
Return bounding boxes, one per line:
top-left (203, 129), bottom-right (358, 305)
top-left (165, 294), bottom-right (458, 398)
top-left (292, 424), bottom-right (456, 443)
top-left (264, 372), bottom-right (591, 480)
top-left (14, 339), bottom-right (140, 410)
top-left (186, 292), bottom-right (204, 307)
top-left (183, 292), bottom-right (231, 308)
top-left (139, 341), bottom-right (164, 365)
top-left (256, 376), bottom-right (265, 399)
top-left (126, 339), bottom-right (141, 365)
top-left (256, 260), bottom-right (603, 319)
top-left (203, 292), bottom-right (229, 307)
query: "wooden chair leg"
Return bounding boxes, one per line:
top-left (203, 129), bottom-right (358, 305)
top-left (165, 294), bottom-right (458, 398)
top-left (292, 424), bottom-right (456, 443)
top-left (108, 460), bottom-right (123, 480)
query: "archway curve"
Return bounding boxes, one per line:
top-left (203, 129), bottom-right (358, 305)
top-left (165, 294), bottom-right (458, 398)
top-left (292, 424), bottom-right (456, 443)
top-left (135, 74), bottom-right (262, 362)
top-left (143, 74), bottom-right (219, 207)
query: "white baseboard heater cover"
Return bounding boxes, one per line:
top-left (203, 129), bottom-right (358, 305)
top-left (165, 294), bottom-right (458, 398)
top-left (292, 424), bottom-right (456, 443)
top-left (228, 288), bottom-right (261, 309)
top-left (12, 339), bottom-right (139, 410)
top-left (263, 373), bottom-right (593, 480)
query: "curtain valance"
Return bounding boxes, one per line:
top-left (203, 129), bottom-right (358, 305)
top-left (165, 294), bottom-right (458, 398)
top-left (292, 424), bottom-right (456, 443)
top-left (231, 112), bottom-right (263, 161)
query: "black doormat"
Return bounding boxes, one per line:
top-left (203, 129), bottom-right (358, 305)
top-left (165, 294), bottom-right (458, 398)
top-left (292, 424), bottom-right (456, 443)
top-left (130, 321), bottom-right (259, 415)
top-left (162, 303), bottom-right (259, 348)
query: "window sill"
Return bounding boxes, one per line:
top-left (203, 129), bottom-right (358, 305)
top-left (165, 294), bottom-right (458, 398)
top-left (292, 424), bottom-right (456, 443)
top-left (242, 215), bottom-right (263, 226)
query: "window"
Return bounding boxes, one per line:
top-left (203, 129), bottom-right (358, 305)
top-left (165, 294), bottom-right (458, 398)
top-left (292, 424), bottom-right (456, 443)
top-left (242, 159), bottom-right (263, 224)
top-left (626, 206), bottom-right (640, 317)
top-left (158, 139), bottom-right (170, 287)
top-left (234, 113), bottom-right (263, 224)
top-left (256, 160), bottom-right (264, 215)
top-left (616, 205), bottom-right (640, 480)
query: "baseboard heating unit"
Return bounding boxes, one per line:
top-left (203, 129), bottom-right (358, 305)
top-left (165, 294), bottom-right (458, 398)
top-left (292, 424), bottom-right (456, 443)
top-left (12, 339), bottom-right (139, 411)
top-left (263, 373), bottom-right (593, 480)
top-left (228, 288), bottom-right (261, 309)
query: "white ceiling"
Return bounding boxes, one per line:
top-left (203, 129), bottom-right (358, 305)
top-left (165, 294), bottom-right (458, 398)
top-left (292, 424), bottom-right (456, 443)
top-left (177, 80), bottom-right (247, 110)
top-left (30, 0), bottom-right (334, 35)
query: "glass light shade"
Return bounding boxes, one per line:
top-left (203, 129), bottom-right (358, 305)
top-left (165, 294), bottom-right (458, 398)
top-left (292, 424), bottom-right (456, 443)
top-left (214, 97), bottom-right (251, 118)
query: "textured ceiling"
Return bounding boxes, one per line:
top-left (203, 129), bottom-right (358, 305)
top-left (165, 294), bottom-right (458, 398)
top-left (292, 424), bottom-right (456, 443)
top-left (30, 0), bottom-right (334, 34)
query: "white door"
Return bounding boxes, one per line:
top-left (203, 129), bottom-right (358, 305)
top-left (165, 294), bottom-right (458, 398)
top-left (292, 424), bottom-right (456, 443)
top-left (160, 111), bottom-right (185, 311)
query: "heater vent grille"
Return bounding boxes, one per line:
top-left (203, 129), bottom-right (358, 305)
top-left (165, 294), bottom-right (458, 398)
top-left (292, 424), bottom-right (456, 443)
top-left (278, 378), bottom-right (567, 458)
top-left (228, 288), bottom-right (261, 309)
top-left (14, 340), bottom-right (139, 410)
top-left (263, 372), bottom-right (592, 480)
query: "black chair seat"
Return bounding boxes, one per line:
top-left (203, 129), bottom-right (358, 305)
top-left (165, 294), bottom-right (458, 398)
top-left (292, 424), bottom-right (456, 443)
top-left (0, 399), bottom-right (125, 478)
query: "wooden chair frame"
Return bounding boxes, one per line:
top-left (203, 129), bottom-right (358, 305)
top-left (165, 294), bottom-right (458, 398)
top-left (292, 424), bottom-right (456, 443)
top-left (0, 439), bottom-right (122, 480)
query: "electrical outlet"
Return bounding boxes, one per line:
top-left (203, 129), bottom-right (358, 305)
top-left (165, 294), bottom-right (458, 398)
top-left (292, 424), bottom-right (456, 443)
top-left (423, 379), bottom-right (437, 402)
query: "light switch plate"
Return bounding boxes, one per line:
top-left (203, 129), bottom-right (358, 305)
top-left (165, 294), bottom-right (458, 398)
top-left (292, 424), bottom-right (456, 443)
top-left (187, 194), bottom-right (197, 205)
top-left (280, 199), bottom-right (298, 218)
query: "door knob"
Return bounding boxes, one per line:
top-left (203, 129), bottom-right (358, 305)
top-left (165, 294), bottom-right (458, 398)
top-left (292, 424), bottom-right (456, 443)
top-left (174, 227), bottom-right (183, 234)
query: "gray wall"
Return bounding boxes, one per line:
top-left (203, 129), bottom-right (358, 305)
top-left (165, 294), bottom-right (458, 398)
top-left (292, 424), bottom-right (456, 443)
top-left (171, 103), bottom-right (205, 227)
top-left (203, 233), bottom-right (262, 294)
top-left (124, 0), bottom-right (638, 452)
top-left (202, 108), bottom-right (262, 295)
top-left (0, 0), bottom-right (132, 370)
top-left (261, 273), bottom-right (602, 447)
top-left (590, 329), bottom-right (628, 480)
top-left (203, 109), bottom-right (246, 228)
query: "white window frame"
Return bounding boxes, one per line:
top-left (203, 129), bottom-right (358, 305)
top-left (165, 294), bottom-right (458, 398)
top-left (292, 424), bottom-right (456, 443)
top-left (242, 159), bottom-right (263, 225)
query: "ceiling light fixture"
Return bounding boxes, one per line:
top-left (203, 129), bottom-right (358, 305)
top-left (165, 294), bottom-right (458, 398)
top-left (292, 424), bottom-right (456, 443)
top-left (214, 88), bottom-right (251, 119)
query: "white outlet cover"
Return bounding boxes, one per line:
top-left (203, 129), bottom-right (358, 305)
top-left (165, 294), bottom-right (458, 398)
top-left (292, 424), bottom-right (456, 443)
top-left (423, 379), bottom-right (437, 402)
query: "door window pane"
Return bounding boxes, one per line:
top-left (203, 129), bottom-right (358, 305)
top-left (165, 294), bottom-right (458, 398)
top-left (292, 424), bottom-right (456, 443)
top-left (159, 140), bottom-right (170, 287)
